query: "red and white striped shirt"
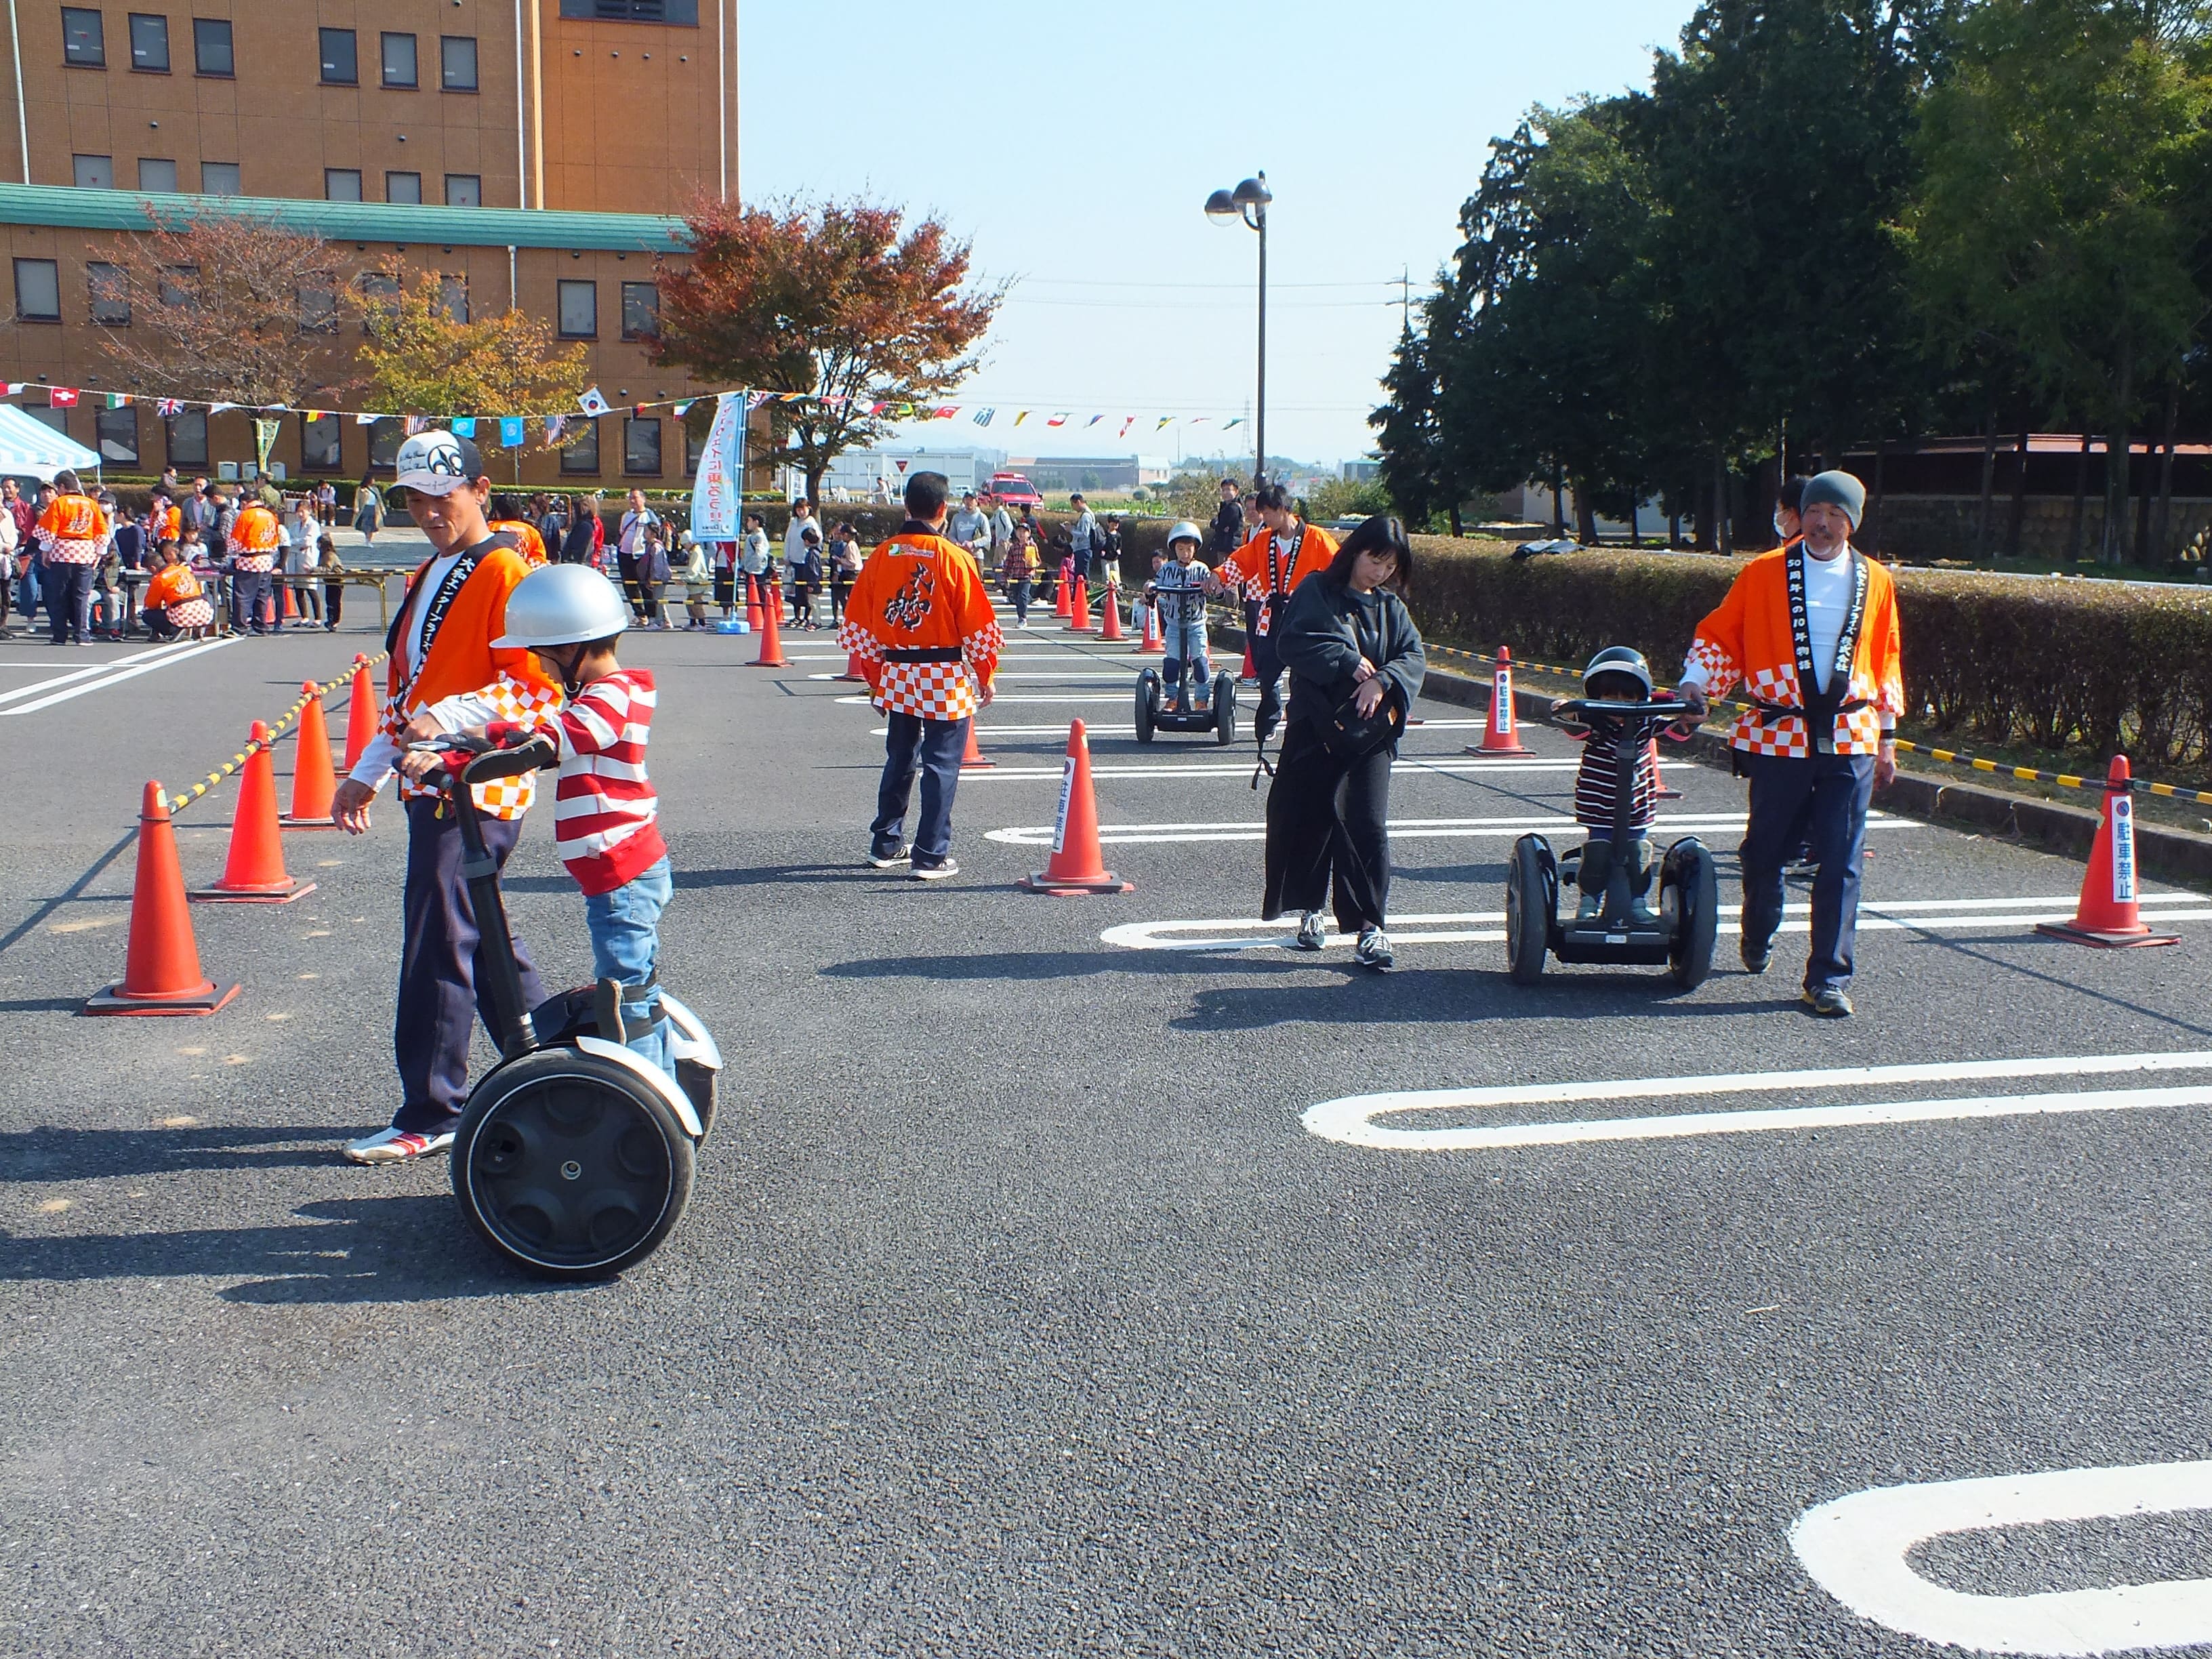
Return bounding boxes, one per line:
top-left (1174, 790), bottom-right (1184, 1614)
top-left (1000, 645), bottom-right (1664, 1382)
top-left (489, 668), bottom-right (665, 896)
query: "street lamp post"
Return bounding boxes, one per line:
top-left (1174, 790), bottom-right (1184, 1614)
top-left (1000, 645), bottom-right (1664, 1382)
top-left (1205, 172), bottom-right (1271, 489)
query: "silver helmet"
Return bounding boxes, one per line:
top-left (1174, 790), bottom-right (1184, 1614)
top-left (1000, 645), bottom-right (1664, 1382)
top-left (1166, 520), bottom-right (1204, 550)
top-left (493, 562), bottom-right (631, 649)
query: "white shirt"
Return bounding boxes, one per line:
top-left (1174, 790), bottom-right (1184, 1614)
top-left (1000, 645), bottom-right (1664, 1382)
top-left (1799, 544), bottom-right (1855, 693)
top-left (346, 548), bottom-right (466, 791)
top-left (785, 514), bottom-right (817, 566)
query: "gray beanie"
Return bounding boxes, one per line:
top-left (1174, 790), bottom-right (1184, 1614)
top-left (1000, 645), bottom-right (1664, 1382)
top-left (1801, 469), bottom-right (1866, 530)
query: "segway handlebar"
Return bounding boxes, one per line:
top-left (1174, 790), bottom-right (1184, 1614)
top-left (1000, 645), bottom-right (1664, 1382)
top-left (1553, 697), bottom-right (1692, 720)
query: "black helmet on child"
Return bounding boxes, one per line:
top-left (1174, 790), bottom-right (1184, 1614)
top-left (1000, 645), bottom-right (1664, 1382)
top-left (1581, 645), bottom-right (1654, 698)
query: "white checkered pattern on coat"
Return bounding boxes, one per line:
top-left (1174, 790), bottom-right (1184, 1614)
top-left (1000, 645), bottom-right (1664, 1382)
top-left (1685, 636), bottom-right (1738, 691)
top-left (878, 659), bottom-right (979, 722)
top-left (835, 616), bottom-right (882, 663)
top-left (37, 533), bottom-right (102, 566)
top-left (385, 672), bottom-right (563, 819)
top-left (169, 596), bottom-right (213, 629)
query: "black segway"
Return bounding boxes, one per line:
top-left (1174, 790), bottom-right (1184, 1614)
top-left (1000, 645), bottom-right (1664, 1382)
top-left (1504, 697), bottom-right (1719, 989)
top-left (413, 735), bottom-right (721, 1279)
top-left (1134, 663), bottom-right (1237, 745)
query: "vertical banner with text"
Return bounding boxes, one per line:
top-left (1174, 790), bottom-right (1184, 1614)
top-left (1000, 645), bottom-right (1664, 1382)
top-left (689, 392), bottom-right (745, 544)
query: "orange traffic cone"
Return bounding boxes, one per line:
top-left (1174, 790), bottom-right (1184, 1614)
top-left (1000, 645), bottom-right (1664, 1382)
top-left (281, 682), bottom-right (338, 827)
top-left (744, 574), bottom-right (764, 636)
top-left (752, 586), bottom-right (789, 668)
top-left (1469, 646), bottom-right (1534, 756)
top-left (190, 722), bottom-right (316, 903)
top-left (1019, 720), bottom-right (1132, 895)
top-left (342, 654), bottom-right (377, 773)
top-left (1650, 737), bottom-right (1683, 801)
top-left (1136, 600), bottom-right (1164, 655)
top-left (1069, 577), bottom-right (1092, 632)
top-left (86, 782), bottom-right (242, 1016)
top-left (1055, 574), bottom-right (1072, 618)
top-left (1099, 589), bottom-right (1125, 641)
top-left (960, 720), bottom-right (996, 770)
top-left (281, 581), bottom-right (298, 623)
top-left (2036, 756), bottom-right (2180, 948)
top-left (837, 651), bottom-right (865, 682)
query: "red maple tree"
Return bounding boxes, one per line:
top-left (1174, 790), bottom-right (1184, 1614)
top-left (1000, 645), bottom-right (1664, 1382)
top-left (651, 197), bottom-right (1000, 506)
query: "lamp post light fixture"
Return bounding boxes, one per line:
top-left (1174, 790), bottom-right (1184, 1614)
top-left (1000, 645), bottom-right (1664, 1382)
top-left (1204, 171), bottom-right (1271, 489)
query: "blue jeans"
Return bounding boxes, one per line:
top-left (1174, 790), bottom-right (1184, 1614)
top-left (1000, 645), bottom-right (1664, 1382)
top-left (1005, 579), bottom-right (1031, 623)
top-left (16, 559), bottom-right (37, 619)
top-left (873, 712), bottom-right (967, 865)
top-left (1163, 620), bottom-right (1210, 705)
top-left (1738, 751), bottom-right (1876, 993)
top-left (583, 856), bottom-right (673, 1077)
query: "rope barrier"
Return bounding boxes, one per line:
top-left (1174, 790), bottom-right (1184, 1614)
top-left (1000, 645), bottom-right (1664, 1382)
top-left (163, 651), bottom-right (389, 817)
top-left (1418, 641), bottom-right (2212, 808)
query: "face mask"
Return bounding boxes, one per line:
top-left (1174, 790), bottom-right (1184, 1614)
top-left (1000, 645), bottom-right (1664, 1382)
top-left (1774, 515), bottom-right (1790, 538)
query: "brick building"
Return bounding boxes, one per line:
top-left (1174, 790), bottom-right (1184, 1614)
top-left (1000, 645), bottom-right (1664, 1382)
top-left (0, 0), bottom-right (737, 485)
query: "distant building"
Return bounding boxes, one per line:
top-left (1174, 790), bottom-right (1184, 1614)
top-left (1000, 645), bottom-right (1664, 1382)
top-left (1341, 459), bottom-right (1382, 483)
top-left (782, 446), bottom-right (1007, 501)
top-left (1008, 455), bottom-right (1172, 492)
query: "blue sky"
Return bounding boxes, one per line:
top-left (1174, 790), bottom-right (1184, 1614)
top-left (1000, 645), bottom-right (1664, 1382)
top-left (737, 1), bottom-right (1700, 468)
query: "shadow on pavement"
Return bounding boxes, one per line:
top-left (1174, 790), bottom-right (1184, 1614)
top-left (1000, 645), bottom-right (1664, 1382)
top-left (1, 1195), bottom-right (585, 1303)
top-left (822, 949), bottom-right (1315, 983)
top-left (1172, 968), bottom-right (1790, 1030)
top-left (3, 1122), bottom-right (339, 1183)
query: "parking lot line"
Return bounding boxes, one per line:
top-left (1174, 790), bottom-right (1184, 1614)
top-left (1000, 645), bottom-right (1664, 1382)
top-left (988, 811), bottom-right (1919, 844)
top-left (0, 638), bottom-right (234, 716)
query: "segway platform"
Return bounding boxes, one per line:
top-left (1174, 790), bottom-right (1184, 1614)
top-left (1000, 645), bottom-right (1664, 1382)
top-left (1134, 668), bottom-right (1237, 745)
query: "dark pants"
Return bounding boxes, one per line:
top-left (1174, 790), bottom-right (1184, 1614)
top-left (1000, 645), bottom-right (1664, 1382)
top-left (143, 605), bottom-right (180, 641)
top-left (830, 577), bottom-right (851, 623)
top-left (231, 569), bottom-right (271, 632)
top-left (1738, 750), bottom-right (1876, 993)
top-left (44, 561), bottom-right (94, 642)
top-left (714, 569), bottom-right (736, 613)
top-left (392, 796), bottom-right (545, 1135)
top-left (1005, 579), bottom-right (1031, 623)
top-left (615, 552), bottom-right (648, 621)
top-left (323, 579), bottom-right (344, 629)
top-left (1249, 598), bottom-right (1287, 741)
top-left (872, 712), bottom-right (968, 865)
top-left (1263, 719), bottom-right (1393, 930)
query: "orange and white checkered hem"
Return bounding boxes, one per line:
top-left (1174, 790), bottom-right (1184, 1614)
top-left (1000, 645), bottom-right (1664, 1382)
top-left (879, 660), bottom-right (979, 722)
top-left (39, 535), bottom-right (102, 565)
top-left (169, 598), bottom-right (213, 628)
top-left (1686, 640), bottom-right (1736, 687)
top-left (231, 553), bottom-right (275, 572)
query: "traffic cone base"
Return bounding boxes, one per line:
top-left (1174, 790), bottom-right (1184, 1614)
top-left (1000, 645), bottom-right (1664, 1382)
top-left (960, 722), bottom-right (996, 771)
top-left (2035, 756), bottom-right (2179, 949)
top-left (751, 585), bottom-right (789, 668)
top-left (282, 681), bottom-right (340, 828)
top-left (191, 720), bottom-right (317, 903)
top-left (1136, 605), bottom-right (1164, 654)
top-left (87, 781), bottom-right (241, 1017)
top-left (836, 651), bottom-right (865, 682)
top-left (1069, 577), bottom-right (1092, 632)
top-left (1019, 718), bottom-right (1132, 895)
top-left (1099, 590), bottom-right (1125, 641)
top-left (1469, 645), bottom-right (1534, 756)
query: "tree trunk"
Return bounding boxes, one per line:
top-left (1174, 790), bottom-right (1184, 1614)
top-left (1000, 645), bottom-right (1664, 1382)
top-left (1974, 404), bottom-right (1999, 560)
top-left (1867, 436), bottom-right (1886, 554)
top-left (2068, 430), bottom-right (2091, 562)
top-left (1714, 447), bottom-right (1732, 557)
top-left (2104, 357), bottom-right (2133, 565)
top-left (1574, 482), bottom-right (1598, 546)
top-left (1627, 491), bottom-right (1642, 549)
top-left (2003, 420), bottom-right (2030, 560)
top-left (2154, 379), bottom-right (2180, 564)
top-left (1669, 507), bottom-right (1683, 548)
top-left (1550, 462), bottom-right (1567, 534)
top-left (1448, 499), bottom-right (1463, 538)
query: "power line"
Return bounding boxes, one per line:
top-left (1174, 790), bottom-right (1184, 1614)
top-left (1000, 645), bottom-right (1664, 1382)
top-left (1004, 276), bottom-right (1410, 291)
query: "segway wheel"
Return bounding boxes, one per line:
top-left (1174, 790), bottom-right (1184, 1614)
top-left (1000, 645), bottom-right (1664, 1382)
top-left (1134, 670), bottom-right (1158, 744)
top-left (1666, 838), bottom-right (1719, 990)
top-left (453, 1048), bottom-right (695, 1279)
top-left (1505, 834), bottom-right (1552, 985)
top-left (1212, 672), bottom-right (1237, 745)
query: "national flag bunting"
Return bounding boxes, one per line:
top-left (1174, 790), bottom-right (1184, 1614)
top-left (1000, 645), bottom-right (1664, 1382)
top-left (577, 386), bottom-right (610, 417)
top-left (48, 387), bottom-right (79, 407)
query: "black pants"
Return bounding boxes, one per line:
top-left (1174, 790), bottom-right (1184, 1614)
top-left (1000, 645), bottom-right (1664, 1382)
top-left (142, 605), bottom-right (180, 641)
top-left (714, 569), bottom-right (736, 612)
top-left (1738, 750), bottom-right (1876, 993)
top-left (1262, 719), bottom-right (1393, 930)
top-left (323, 579), bottom-right (344, 628)
top-left (872, 712), bottom-right (968, 865)
top-left (615, 552), bottom-right (648, 621)
top-left (391, 796), bottom-right (544, 1134)
top-left (830, 577), bottom-right (851, 623)
top-left (1249, 597), bottom-right (1288, 741)
top-left (44, 561), bottom-right (94, 642)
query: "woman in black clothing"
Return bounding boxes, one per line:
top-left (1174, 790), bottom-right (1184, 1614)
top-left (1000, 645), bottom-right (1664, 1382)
top-left (1261, 515), bottom-right (1426, 970)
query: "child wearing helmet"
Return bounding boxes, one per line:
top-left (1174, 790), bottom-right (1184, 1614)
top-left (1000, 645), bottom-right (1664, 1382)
top-left (1150, 521), bottom-right (1225, 713)
top-left (399, 562), bottom-right (675, 1076)
top-left (1553, 646), bottom-right (1666, 924)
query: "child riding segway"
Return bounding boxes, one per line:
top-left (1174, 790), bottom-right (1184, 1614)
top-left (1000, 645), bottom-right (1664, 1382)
top-left (1135, 520), bottom-right (1237, 745)
top-left (1504, 646), bottom-right (1718, 989)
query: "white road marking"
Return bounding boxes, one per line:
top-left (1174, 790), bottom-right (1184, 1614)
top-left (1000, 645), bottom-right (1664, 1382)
top-left (836, 692), bottom-right (1130, 706)
top-left (1792, 1458), bottom-right (2212, 1655)
top-left (0, 642), bottom-right (201, 706)
top-left (989, 811), bottom-right (1916, 844)
top-left (1103, 895), bottom-right (2211, 954)
top-left (0, 638), bottom-right (235, 715)
top-left (1303, 1050), bottom-right (2212, 1151)
top-left (963, 758), bottom-right (1586, 783)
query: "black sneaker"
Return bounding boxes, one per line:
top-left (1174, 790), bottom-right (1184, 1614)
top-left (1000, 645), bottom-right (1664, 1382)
top-left (1801, 987), bottom-right (1854, 1019)
top-left (1742, 939), bottom-right (1772, 975)
top-left (911, 857), bottom-right (959, 882)
top-left (1354, 926), bottom-right (1395, 970)
top-left (1293, 910), bottom-right (1327, 951)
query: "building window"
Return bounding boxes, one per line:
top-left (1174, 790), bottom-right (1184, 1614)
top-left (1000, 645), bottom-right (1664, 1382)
top-left (623, 417), bottom-right (661, 476)
top-left (684, 418), bottom-right (705, 476)
top-left (444, 173), bottom-right (480, 207)
top-left (158, 264), bottom-right (198, 307)
top-left (556, 279), bottom-right (596, 339)
top-left (301, 413), bottom-right (342, 472)
top-left (166, 407), bottom-right (208, 468)
top-left (356, 270), bottom-right (398, 337)
top-left (325, 168), bottom-right (363, 202)
top-left (558, 0), bottom-right (700, 22)
top-left (73, 153), bottom-right (114, 189)
top-left (384, 171), bottom-right (422, 205)
top-left (25, 405), bottom-right (68, 435)
top-left (620, 281), bottom-right (659, 341)
top-left (368, 416), bottom-right (403, 468)
top-left (14, 258), bottom-right (60, 321)
top-left (201, 160), bottom-right (240, 194)
top-left (87, 262), bottom-right (129, 325)
top-left (440, 35), bottom-right (476, 91)
top-left (560, 418), bottom-right (600, 474)
top-left (62, 7), bottom-right (104, 65)
top-left (319, 28), bottom-right (357, 85)
top-left (380, 32), bottom-right (417, 87)
top-left (298, 271), bottom-right (337, 333)
top-left (192, 17), bottom-right (232, 76)
top-left (128, 13), bottom-right (170, 70)
top-left (438, 274), bottom-right (468, 323)
top-left (138, 157), bottom-right (178, 192)
top-left (96, 405), bottom-right (140, 464)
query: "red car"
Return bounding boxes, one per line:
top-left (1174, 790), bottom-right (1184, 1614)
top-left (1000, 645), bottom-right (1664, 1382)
top-left (987, 472), bottom-right (1042, 508)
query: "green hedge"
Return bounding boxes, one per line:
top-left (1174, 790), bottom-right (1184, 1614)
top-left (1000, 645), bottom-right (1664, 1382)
top-left (1401, 536), bottom-right (2212, 771)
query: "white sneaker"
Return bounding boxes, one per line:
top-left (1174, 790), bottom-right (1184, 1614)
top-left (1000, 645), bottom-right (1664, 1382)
top-left (342, 1127), bottom-right (455, 1164)
top-left (1293, 911), bottom-right (1327, 951)
top-left (866, 845), bottom-right (912, 869)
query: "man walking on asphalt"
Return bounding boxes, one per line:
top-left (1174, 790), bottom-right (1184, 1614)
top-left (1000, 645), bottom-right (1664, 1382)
top-left (1677, 469), bottom-right (1902, 1019)
top-left (947, 491), bottom-right (991, 570)
top-left (33, 468), bottom-right (111, 646)
top-left (329, 430), bottom-right (562, 1163)
top-left (1067, 493), bottom-right (1099, 583)
top-left (838, 470), bottom-right (1002, 882)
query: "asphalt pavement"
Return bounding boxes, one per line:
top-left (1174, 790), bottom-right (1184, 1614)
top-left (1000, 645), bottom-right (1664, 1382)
top-left (3, 594), bottom-right (2210, 1658)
